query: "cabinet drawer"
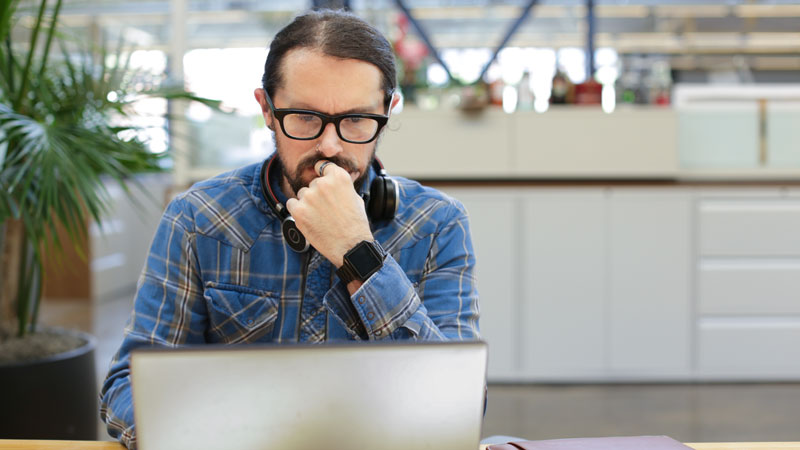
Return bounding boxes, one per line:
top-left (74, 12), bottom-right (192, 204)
top-left (698, 318), bottom-right (800, 378)
top-left (699, 260), bottom-right (800, 315)
top-left (699, 200), bottom-right (800, 256)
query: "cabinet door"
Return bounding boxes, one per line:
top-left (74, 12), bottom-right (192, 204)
top-left (520, 189), bottom-right (606, 380)
top-left (438, 187), bottom-right (519, 381)
top-left (608, 189), bottom-right (693, 377)
top-left (678, 105), bottom-right (759, 168)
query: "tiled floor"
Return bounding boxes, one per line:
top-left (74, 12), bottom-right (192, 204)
top-left (39, 295), bottom-right (800, 444)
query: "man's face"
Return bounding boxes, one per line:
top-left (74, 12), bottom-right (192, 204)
top-left (256, 48), bottom-right (393, 198)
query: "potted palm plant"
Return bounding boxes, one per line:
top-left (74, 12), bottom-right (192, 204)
top-left (0, 0), bottom-right (215, 439)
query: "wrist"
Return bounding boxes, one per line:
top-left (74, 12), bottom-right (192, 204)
top-left (336, 240), bottom-right (386, 285)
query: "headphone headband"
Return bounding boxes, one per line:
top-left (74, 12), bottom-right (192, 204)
top-left (261, 155), bottom-right (288, 219)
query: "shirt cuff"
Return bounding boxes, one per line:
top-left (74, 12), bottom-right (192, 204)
top-left (349, 256), bottom-right (420, 339)
top-left (323, 254), bottom-right (420, 339)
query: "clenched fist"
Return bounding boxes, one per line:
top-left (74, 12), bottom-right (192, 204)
top-left (285, 160), bottom-right (374, 268)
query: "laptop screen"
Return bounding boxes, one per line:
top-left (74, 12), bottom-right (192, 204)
top-left (131, 341), bottom-right (487, 450)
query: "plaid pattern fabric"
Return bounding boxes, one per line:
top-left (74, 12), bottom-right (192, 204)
top-left (99, 161), bottom-right (480, 449)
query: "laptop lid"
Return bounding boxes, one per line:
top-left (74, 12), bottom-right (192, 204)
top-left (130, 340), bottom-right (487, 450)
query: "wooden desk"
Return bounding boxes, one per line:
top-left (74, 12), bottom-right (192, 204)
top-left (477, 444), bottom-right (800, 450)
top-left (0, 441), bottom-right (123, 450)
top-left (689, 445), bottom-right (800, 450)
top-left (1, 441), bottom-right (799, 450)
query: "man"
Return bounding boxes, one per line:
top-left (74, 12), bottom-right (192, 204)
top-left (100, 9), bottom-right (480, 449)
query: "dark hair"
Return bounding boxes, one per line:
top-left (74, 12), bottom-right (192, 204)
top-left (261, 9), bottom-right (397, 112)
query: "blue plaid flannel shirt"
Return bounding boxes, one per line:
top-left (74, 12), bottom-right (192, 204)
top-left (99, 160), bottom-right (480, 448)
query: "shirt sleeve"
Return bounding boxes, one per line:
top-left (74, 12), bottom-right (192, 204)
top-left (326, 197), bottom-right (480, 341)
top-left (99, 197), bottom-right (206, 449)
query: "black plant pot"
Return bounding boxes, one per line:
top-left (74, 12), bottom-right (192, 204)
top-left (0, 328), bottom-right (97, 439)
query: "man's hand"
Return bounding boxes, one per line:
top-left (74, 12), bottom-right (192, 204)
top-left (285, 160), bottom-right (374, 268)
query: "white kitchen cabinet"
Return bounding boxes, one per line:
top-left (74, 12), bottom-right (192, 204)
top-left (695, 188), bottom-right (800, 379)
top-left (607, 189), bottom-right (693, 378)
top-left (439, 183), bottom-right (800, 382)
top-left (520, 189), bottom-right (607, 380)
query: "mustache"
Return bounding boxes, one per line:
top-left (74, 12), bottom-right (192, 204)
top-left (295, 154), bottom-right (358, 176)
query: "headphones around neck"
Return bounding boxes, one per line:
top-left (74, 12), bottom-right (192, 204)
top-left (259, 154), bottom-right (398, 252)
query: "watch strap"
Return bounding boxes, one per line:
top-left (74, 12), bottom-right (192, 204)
top-left (336, 261), bottom-right (360, 285)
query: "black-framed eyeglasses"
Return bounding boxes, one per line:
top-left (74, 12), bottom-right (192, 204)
top-left (264, 90), bottom-right (389, 144)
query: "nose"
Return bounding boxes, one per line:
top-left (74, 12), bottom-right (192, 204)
top-left (316, 122), bottom-right (344, 158)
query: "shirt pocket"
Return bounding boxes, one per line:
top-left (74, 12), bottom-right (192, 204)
top-left (203, 282), bottom-right (279, 344)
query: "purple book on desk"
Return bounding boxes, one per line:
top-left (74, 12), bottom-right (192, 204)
top-left (487, 435), bottom-right (692, 450)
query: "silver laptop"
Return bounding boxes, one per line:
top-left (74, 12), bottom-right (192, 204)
top-left (130, 341), bottom-right (487, 450)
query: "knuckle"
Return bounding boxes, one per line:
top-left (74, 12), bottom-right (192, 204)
top-left (285, 199), bottom-right (297, 214)
top-left (291, 203), bottom-right (307, 220)
top-left (334, 168), bottom-right (350, 181)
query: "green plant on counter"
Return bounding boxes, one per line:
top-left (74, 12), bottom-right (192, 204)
top-left (0, 0), bottom-right (217, 341)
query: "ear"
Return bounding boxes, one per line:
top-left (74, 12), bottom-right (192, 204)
top-left (254, 88), bottom-right (275, 130)
top-left (388, 92), bottom-right (401, 116)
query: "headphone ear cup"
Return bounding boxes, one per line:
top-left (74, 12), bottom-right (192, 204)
top-left (282, 217), bottom-right (310, 252)
top-left (368, 176), bottom-right (385, 220)
top-left (382, 177), bottom-right (397, 221)
top-left (368, 175), bottom-right (397, 222)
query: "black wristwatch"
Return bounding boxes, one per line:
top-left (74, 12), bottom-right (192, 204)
top-left (336, 240), bottom-right (386, 284)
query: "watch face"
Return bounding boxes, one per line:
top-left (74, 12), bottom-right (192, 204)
top-left (348, 242), bottom-right (381, 278)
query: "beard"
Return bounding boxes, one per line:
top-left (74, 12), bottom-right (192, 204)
top-left (275, 141), bottom-right (375, 197)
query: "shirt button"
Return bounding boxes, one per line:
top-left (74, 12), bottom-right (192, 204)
top-left (357, 296), bottom-right (366, 305)
top-left (366, 311), bottom-right (375, 320)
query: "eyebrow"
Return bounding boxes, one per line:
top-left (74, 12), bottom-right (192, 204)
top-left (288, 101), bottom-right (384, 115)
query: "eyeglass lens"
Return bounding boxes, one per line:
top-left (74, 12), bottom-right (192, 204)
top-left (283, 113), bottom-right (380, 143)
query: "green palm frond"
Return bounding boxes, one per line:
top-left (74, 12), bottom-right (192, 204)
top-left (0, 1), bottom-right (20, 42)
top-left (1, 0), bottom-right (217, 337)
